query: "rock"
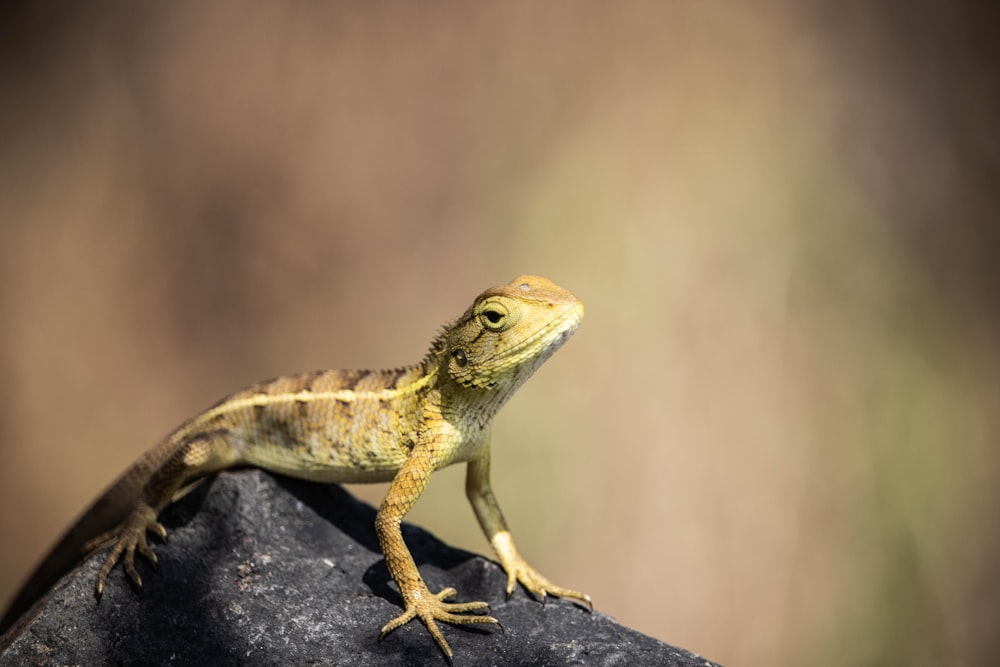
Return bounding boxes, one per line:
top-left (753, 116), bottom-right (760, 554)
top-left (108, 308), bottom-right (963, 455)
top-left (0, 470), bottom-right (720, 666)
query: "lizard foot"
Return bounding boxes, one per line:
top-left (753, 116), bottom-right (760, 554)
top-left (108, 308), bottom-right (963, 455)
top-left (84, 502), bottom-right (166, 595)
top-left (505, 563), bottom-right (593, 611)
top-left (379, 586), bottom-right (499, 662)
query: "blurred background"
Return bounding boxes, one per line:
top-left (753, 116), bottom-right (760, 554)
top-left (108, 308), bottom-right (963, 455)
top-left (1, 2), bottom-right (998, 665)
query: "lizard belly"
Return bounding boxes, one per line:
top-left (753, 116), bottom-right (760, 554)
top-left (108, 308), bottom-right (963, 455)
top-left (240, 430), bottom-right (411, 484)
top-left (216, 391), bottom-right (418, 484)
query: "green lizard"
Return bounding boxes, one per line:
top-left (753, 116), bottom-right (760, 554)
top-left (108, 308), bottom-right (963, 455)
top-left (0, 275), bottom-right (591, 661)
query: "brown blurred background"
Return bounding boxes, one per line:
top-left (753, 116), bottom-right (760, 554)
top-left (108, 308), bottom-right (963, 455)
top-left (1, 2), bottom-right (998, 665)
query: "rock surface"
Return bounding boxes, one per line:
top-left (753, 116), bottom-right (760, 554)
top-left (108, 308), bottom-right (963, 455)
top-left (1, 470), bottom-right (720, 666)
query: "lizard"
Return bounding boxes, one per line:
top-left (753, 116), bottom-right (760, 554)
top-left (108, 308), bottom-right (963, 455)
top-left (0, 274), bottom-right (591, 661)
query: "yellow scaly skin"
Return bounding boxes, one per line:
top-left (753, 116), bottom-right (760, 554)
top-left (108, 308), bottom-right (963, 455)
top-left (0, 275), bottom-right (591, 661)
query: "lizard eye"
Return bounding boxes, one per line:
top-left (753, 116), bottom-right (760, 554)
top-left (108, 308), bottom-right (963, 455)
top-left (478, 300), bottom-right (510, 331)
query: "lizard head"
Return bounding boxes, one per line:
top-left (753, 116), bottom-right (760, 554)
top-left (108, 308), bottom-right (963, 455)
top-left (437, 276), bottom-right (583, 395)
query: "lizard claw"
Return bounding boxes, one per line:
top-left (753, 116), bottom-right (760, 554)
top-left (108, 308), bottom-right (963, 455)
top-left (379, 586), bottom-right (499, 661)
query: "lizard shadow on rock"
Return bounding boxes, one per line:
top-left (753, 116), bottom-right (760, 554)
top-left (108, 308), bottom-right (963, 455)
top-left (272, 474), bottom-right (492, 611)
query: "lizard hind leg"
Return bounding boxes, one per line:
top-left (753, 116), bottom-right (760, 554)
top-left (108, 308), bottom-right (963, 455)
top-left (89, 502), bottom-right (166, 594)
top-left (87, 430), bottom-right (235, 596)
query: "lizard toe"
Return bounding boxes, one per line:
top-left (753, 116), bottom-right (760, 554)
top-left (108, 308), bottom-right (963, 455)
top-left (123, 543), bottom-right (143, 587)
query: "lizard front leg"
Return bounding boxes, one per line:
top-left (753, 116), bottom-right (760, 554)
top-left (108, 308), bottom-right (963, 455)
top-left (465, 452), bottom-right (592, 610)
top-left (375, 443), bottom-right (499, 661)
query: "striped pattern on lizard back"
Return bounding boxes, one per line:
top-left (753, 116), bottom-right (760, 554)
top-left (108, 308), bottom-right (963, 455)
top-left (179, 366), bottom-right (435, 483)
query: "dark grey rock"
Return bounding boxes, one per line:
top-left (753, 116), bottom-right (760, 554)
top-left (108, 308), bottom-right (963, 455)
top-left (1, 470), bottom-right (720, 666)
